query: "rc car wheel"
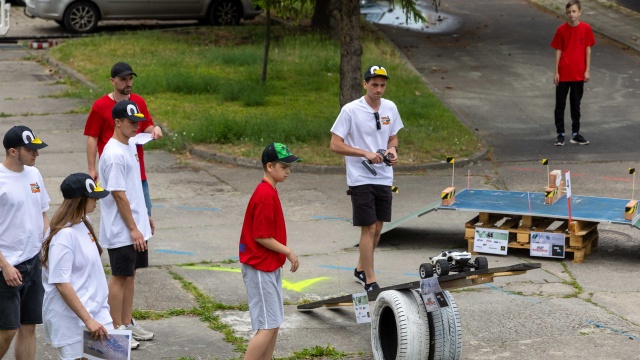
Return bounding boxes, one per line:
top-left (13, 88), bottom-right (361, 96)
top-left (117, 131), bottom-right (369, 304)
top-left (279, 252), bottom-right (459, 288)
top-left (419, 263), bottom-right (434, 279)
top-left (474, 256), bottom-right (489, 270)
top-left (208, 0), bottom-right (242, 26)
top-left (63, 1), bottom-right (99, 34)
top-left (435, 259), bottom-right (450, 277)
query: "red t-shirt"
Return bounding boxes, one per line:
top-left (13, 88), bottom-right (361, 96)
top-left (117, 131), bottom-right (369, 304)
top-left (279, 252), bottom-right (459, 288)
top-left (83, 93), bottom-right (154, 180)
top-left (551, 22), bottom-right (595, 82)
top-left (239, 180), bottom-right (287, 272)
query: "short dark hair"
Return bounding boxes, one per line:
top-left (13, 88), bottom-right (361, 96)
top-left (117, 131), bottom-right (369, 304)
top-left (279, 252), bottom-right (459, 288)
top-left (566, 0), bottom-right (581, 10)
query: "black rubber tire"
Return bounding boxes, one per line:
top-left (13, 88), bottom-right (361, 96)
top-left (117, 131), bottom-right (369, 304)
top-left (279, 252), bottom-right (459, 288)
top-left (54, 20), bottom-right (65, 27)
top-left (371, 289), bottom-right (430, 360)
top-left (419, 263), bottom-right (434, 279)
top-left (10, 0), bottom-right (26, 6)
top-left (474, 256), bottom-right (489, 270)
top-left (207, 0), bottom-right (242, 26)
top-left (63, 1), bottom-right (99, 34)
top-left (435, 259), bottom-right (450, 276)
top-left (427, 290), bottom-right (462, 360)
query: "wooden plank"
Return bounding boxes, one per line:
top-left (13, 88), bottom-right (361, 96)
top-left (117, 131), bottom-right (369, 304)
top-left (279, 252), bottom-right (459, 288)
top-left (534, 218), bottom-right (556, 232)
top-left (569, 220), bottom-right (598, 235)
top-left (297, 263), bottom-right (542, 310)
top-left (569, 228), bottom-right (598, 248)
top-left (500, 216), bottom-right (522, 230)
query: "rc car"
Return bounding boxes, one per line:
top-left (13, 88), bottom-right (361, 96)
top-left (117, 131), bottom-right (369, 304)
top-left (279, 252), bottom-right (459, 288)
top-left (419, 250), bottom-right (488, 278)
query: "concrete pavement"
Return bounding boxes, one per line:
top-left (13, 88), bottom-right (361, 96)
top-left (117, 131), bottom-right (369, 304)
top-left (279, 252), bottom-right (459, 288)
top-left (2, 1), bottom-right (640, 359)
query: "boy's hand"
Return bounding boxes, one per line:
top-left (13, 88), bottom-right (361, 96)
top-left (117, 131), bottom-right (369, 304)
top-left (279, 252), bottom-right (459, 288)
top-left (287, 251), bottom-right (299, 272)
top-left (584, 70), bottom-right (590, 83)
top-left (130, 228), bottom-right (147, 252)
top-left (554, 73), bottom-right (560, 85)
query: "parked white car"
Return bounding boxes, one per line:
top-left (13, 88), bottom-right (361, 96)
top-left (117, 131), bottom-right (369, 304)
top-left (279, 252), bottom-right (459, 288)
top-left (419, 250), bottom-right (488, 278)
top-left (25, 0), bottom-right (261, 34)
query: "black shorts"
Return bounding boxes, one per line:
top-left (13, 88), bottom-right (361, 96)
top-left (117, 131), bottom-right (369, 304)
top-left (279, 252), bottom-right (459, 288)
top-left (0, 255), bottom-right (44, 330)
top-left (108, 245), bottom-right (149, 277)
top-left (349, 184), bottom-right (392, 226)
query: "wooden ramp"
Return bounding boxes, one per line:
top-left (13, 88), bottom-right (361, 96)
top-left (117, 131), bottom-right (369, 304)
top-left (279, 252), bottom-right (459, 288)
top-left (297, 262), bottom-right (541, 310)
top-left (381, 200), bottom-right (440, 234)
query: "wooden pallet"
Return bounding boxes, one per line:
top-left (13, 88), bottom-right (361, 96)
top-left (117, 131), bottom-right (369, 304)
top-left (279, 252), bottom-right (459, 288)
top-left (465, 212), bottom-right (598, 263)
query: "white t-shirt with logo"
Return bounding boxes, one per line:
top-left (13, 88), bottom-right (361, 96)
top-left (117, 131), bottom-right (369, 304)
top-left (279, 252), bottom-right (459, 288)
top-left (0, 164), bottom-right (50, 267)
top-left (42, 220), bottom-right (112, 347)
top-left (330, 96), bottom-right (404, 186)
top-left (98, 139), bottom-right (151, 249)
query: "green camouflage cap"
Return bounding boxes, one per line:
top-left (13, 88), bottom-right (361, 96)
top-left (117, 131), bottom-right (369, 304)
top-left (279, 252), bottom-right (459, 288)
top-left (261, 142), bottom-right (301, 164)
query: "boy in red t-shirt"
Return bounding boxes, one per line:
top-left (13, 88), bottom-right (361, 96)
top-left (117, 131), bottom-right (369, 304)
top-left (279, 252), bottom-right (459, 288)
top-left (239, 142), bottom-right (301, 360)
top-left (551, 0), bottom-right (595, 146)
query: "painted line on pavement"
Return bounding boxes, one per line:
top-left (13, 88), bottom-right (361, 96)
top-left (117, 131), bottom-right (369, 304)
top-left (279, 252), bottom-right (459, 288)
top-left (586, 320), bottom-right (640, 340)
top-left (155, 249), bottom-right (195, 255)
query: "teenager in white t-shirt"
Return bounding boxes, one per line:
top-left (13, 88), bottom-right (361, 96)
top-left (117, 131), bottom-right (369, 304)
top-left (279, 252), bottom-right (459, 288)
top-left (0, 125), bottom-right (50, 360)
top-left (41, 173), bottom-right (118, 358)
top-left (330, 65), bottom-right (403, 292)
top-left (98, 100), bottom-right (155, 344)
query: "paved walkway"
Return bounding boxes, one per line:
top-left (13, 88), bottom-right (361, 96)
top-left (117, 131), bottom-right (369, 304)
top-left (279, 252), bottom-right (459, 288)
top-left (530, 0), bottom-right (640, 53)
top-left (2, 1), bottom-right (640, 360)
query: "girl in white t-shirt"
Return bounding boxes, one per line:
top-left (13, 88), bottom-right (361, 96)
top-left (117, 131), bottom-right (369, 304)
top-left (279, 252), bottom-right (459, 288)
top-left (40, 173), bottom-right (116, 359)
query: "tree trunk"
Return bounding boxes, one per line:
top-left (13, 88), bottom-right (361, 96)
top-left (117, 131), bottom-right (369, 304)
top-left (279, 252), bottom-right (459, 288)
top-left (260, 1), bottom-right (271, 84)
top-left (311, 0), bottom-right (331, 30)
top-left (339, 0), bottom-right (362, 107)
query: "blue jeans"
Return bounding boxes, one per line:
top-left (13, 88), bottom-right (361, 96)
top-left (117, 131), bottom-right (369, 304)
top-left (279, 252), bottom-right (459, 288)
top-left (141, 179), bottom-right (151, 216)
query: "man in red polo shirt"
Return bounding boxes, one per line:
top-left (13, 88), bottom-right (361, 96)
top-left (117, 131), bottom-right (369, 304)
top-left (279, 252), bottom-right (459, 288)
top-left (84, 62), bottom-right (163, 216)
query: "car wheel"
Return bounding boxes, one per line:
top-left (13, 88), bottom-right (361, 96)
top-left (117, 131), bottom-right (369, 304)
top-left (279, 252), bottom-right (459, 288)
top-left (474, 256), bottom-right (489, 270)
top-left (435, 259), bottom-right (450, 277)
top-left (419, 263), bottom-right (434, 279)
top-left (54, 20), bottom-right (65, 27)
top-left (63, 1), bottom-right (99, 34)
top-left (10, 0), bottom-right (26, 6)
top-left (208, 0), bottom-right (242, 26)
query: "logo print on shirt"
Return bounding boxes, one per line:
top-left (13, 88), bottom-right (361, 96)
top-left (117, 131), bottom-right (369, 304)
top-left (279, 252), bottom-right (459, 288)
top-left (30, 182), bottom-right (41, 193)
top-left (88, 232), bottom-right (96, 242)
top-left (381, 116), bottom-right (391, 125)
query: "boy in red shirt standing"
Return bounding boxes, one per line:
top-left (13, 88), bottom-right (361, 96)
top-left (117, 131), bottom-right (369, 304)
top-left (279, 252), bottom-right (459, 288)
top-left (551, 0), bottom-right (595, 146)
top-left (239, 142), bottom-right (301, 360)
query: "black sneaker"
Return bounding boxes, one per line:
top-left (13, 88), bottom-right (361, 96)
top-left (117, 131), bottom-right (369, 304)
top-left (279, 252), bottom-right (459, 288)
top-left (354, 269), bottom-right (366, 286)
top-left (364, 282), bottom-right (380, 292)
top-left (554, 134), bottom-right (564, 146)
top-left (570, 134), bottom-right (589, 145)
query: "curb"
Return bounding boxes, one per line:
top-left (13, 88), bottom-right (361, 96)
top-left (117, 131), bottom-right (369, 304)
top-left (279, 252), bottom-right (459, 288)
top-left (189, 145), bottom-right (488, 174)
top-left (28, 39), bottom-right (59, 49)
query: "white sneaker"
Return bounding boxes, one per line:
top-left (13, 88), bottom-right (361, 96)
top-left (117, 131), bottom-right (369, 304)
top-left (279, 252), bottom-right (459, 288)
top-left (118, 325), bottom-right (140, 349)
top-left (124, 318), bottom-right (154, 341)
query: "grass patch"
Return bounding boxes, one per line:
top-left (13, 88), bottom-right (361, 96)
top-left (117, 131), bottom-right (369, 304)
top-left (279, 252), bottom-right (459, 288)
top-left (560, 261), bottom-right (583, 297)
top-left (167, 269), bottom-right (248, 354)
top-left (48, 25), bottom-right (479, 165)
top-left (277, 345), bottom-right (346, 360)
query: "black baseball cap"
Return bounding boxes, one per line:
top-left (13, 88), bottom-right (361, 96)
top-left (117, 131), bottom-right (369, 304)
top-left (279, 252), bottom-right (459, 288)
top-left (364, 65), bottom-right (390, 81)
top-left (111, 62), bottom-right (137, 78)
top-left (261, 143), bottom-right (301, 165)
top-left (112, 100), bottom-right (147, 122)
top-left (3, 125), bottom-right (48, 150)
top-left (61, 173), bottom-right (110, 199)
